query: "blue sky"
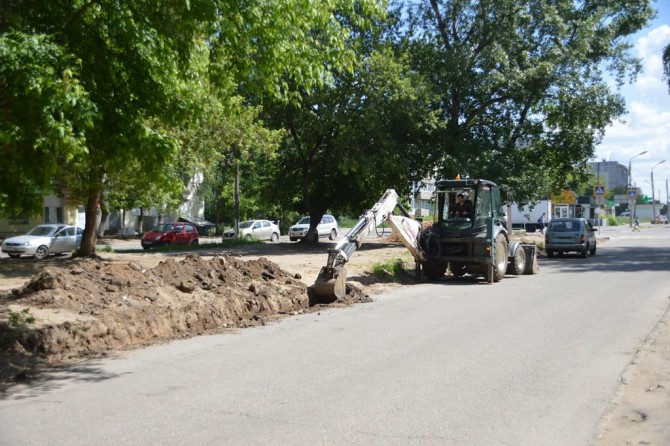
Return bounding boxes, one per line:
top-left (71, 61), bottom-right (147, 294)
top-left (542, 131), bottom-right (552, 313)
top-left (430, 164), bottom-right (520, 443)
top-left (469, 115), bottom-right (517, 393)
top-left (596, 0), bottom-right (670, 199)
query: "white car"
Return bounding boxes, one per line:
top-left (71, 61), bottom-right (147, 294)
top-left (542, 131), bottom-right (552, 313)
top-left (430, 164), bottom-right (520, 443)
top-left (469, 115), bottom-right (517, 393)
top-left (289, 214), bottom-right (339, 241)
top-left (222, 219), bottom-right (280, 242)
top-left (1, 224), bottom-right (84, 259)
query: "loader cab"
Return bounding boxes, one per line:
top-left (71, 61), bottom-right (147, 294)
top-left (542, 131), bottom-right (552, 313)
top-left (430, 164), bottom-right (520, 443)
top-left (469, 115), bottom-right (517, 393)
top-left (432, 179), bottom-right (505, 230)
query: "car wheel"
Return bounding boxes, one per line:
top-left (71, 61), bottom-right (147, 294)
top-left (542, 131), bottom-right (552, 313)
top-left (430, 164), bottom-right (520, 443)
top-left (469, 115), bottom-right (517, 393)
top-left (244, 234), bottom-right (252, 241)
top-left (329, 229), bottom-right (337, 240)
top-left (142, 246), bottom-right (151, 250)
top-left (589, 243), bottom-right (596, 255)
top-left (270, 232), bottom-right (279, 243)
top-left (191, 239), bottom-right (199, 245)
top-left (580, 245), bottom-right (588, 258)
top-left (508, 246), bottom-right (526, 275)
top-left (8, 253), bottom-right (21, 259)
top-left (289, 237), bottom-right (297, 242)
top-left (34, 245), bottom-right (50, 260)
top-left (546, 250), bottom-right (554, 258)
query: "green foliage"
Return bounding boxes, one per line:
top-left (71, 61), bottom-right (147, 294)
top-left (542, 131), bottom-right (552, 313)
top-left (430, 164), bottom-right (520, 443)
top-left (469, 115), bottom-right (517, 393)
top-left (0, 32), bottom-right (94, 217)
top-left (663, 43), bottom-right (670, 93)
top-left (607, 215), bottom-right (618, 226)
top-left (400, 0), bottom-right (654, 203)
top-left (9, 308), bottom-right (36, 328)
top-left (1, 0), bottom-right (385, 255)
top-left (263, 44), bottom-right (441, 230)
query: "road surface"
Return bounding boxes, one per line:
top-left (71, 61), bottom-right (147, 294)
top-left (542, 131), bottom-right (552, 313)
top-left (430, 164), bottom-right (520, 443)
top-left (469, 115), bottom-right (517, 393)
top-left (0, 225), bottom-right (669, 445)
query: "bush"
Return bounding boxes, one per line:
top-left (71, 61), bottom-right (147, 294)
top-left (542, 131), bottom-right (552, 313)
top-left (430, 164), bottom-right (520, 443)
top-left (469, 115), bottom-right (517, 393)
top-left (607, 216), bottom-right (618, 226)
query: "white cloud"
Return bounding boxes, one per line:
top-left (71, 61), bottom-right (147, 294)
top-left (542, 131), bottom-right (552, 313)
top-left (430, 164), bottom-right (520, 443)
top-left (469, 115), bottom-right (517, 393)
top-left (597, 24), bottom-right (670, 196)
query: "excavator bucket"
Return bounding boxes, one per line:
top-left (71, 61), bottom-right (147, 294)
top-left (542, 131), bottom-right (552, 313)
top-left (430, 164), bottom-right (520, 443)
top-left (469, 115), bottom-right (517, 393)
top-left (313, 266), bottom-right (347, 300)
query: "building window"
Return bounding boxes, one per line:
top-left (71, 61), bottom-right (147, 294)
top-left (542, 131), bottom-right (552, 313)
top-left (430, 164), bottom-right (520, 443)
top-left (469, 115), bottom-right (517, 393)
top-left (44, 207), bottom-right (50, 224)
top-left (56, 207), bottom-right (63, 223)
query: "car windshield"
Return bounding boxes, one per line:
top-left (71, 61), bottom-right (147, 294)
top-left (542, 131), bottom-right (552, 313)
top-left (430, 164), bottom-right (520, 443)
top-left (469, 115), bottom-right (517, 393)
top-left (239, 221), bottom-right (254, 229)
top-left (27, 226), bottom-right (57, 236)
top-left (153, 224), bottom-right (175, 233)
top-left (297, 217), bottom-right (310, 225)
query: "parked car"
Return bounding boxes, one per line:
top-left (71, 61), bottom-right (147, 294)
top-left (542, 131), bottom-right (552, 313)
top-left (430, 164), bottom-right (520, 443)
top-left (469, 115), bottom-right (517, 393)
top-left (619, 211), bottom-right (631, 217)
top-left (141, 222), bottom-right (199, 249)
top-left (223, 220), bottom-right (280, 242)
top-left (652, 215), bottom-right (668, 224)
top-left (288, 214), bottom-right (339, 241)
top-left (545, 217), bottom-right (596, 258)
top-left (1, 224), bottom-right (83, 259)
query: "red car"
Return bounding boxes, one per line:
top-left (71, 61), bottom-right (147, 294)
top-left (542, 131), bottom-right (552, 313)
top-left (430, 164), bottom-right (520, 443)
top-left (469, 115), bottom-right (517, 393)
top-left (141, 222), bottom-right (199, 249)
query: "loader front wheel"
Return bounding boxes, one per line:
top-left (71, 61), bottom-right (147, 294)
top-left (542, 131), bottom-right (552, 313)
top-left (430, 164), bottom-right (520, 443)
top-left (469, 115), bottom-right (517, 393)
top-left (486, 235), bottom-right (508, 282)
top-left (422, 262), bottom-right (446, 281)
top-left (449, 262), bottom-right (467, 277)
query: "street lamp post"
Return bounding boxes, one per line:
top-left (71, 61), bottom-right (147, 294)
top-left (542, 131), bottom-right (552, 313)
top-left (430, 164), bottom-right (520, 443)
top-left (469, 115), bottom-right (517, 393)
top-left (666, 175), bottom-right (670, 222)
top-left (651, 160), bottom-right (666, 222)
top-left (628, 150), bottom-right (648, 227)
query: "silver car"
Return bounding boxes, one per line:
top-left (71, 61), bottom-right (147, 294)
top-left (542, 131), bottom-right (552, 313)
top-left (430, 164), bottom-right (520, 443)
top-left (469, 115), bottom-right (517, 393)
top-left (223, 219), bottom-right (280, 242)
top-left (289, 214), bottom-right (339, 241)
top-left (1, 224), bottom-right (84, 259)
top-left (545, 218), bottom-right (596, 258)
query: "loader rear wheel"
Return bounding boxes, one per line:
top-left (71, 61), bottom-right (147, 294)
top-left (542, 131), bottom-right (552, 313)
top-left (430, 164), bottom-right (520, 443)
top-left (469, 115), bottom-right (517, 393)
top-left (508, 246), bottom-right (526, 275)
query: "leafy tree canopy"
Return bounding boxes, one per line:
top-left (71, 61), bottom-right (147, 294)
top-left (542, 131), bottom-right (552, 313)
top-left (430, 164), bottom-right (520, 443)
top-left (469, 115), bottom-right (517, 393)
top-left (399, 0), bottom-right (655, 203)
top-left (0, 0), bottom-right (385, 254)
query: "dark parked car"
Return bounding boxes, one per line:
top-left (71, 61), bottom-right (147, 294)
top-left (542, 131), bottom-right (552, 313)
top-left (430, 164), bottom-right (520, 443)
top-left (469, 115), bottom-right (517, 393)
top-left (545, 218), bottom-right (596, 258)
top-left (141, 222), bottom-right (199, 249)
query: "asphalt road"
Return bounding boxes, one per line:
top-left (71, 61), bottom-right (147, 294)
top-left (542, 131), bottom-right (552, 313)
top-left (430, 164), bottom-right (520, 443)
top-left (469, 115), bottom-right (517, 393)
top-left (1, 225), bottom-right (669, 445)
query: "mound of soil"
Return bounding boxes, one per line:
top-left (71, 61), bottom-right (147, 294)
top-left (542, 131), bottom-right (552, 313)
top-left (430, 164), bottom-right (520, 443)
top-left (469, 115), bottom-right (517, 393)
top-left (0, 253), bottom-right (370, 386)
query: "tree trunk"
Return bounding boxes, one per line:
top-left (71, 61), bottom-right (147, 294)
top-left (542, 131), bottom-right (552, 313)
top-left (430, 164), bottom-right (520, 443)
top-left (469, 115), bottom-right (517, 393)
top-left (97, 199), bottom-right (109, 238)
top-left (79, 188), bottom-right (102, 256)
top-left (303, 210), bottom-right (325, 243)
top-left (234, 160), bottom-right (240, 237)
top-left (138, 207), bottom-right (145, 233)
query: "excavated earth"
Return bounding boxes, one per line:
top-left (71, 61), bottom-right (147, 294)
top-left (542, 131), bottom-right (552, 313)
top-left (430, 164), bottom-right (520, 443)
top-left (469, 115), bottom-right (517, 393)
top-left (0, 248), bottom-right (376, 387)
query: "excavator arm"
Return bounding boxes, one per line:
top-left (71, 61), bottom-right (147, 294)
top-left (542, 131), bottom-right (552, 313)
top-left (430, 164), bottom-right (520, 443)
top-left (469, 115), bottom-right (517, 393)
top-left (313, 189), bottom-right (423, 300)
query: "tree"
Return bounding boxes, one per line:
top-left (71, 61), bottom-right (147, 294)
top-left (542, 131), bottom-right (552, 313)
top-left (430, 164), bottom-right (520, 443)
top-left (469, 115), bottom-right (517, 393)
top-left (263, 46), bottom-right (441, 241)
top-left (398, 0), bottom-right (654, 202)
top-left (0, 32), bottom-right (94, 217)
top-left (664, 42), bottom-right (670, 92)
top-left (0, 0), bottom-right (385, 255)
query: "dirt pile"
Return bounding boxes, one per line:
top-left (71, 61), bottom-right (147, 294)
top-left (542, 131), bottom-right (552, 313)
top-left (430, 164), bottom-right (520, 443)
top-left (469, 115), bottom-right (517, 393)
top-left (0, 253), bottom-right (370, 385)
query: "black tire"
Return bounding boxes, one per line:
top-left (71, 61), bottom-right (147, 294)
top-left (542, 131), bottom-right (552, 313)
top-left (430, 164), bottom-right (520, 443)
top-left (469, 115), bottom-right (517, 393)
top-left (142, 246), bottom-right (151, 250)
top-left (449, 262), bottom-right (467, 277)
top-left (191, 239), bottom-right (199, 245)
top-left (329, 229), bottom-right (337, 240)
top-left (270, 232), bottom-right (279, 243)
top-left (508, 246), bottom-right (526, 275)
top-left (244, 234), bottom-right (252, 241)
top-left (34, 245), bottom-right (50, 260)
top-left (547, 250), bottom-right (554, 258)
top-left (8, 253), bottom-right (21, 259)
top-left (589, 243), bottom-right (596, 255)
top-left (289, 237), bottom-right (297, 242)
top-left (423, 234), bottom-right (441, 259)
top-left (580, 245), bottom-right (588, 258)
top-left (423, 262), bottom-right (446, 280)
top-left (489, 235), bottom-right (508, 282)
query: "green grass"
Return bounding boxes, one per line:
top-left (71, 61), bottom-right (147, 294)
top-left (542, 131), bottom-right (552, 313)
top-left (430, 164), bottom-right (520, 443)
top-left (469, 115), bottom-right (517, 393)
top-left (372, 258), bottom-right (406, 281)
